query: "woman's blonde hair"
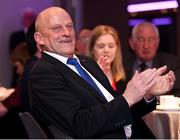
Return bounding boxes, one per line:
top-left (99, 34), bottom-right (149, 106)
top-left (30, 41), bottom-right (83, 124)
top-left (88, 25), bottom-right (126, 82)
top-left (11, 42), bottom-right (31, 66)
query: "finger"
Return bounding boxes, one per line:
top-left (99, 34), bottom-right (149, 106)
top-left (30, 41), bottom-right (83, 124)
top-left (168, 71), bottom-right (176, 81)
top-left (132, 70), bottom-right (139, 79)
top-left (5, 88), bottom-right (15, 98)
top-left (156, 65), bottom-right (167, 76)
top-left (145, 77), bottom-right (156, 92)
top-left (8, 88), bottom-right (15, 94)
top-left (97, 56), bottom-right (104, 65)
top-left (140, 68), bottom-right (157, 86)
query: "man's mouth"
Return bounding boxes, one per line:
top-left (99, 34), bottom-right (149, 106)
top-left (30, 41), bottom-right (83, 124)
top-left (60, 39), bottom-right (72, 43)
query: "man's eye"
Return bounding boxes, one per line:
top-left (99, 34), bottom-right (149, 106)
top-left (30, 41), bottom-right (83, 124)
top-left (52, 27), bottom-right (62, 32)
top-left (138, 37), bottom-right (145, 42)
top-left (148, 38), bottom-right (155, 43)
top-left (66, 24), bottom-right (73, 30)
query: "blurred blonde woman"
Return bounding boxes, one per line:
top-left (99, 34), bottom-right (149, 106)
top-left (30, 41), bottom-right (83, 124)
top-left (88, 25), bottom-right (158, 138)
top-left (88, 25), bottom-right (126, 93)
top-left (11, 42), bottom-right (31, 81)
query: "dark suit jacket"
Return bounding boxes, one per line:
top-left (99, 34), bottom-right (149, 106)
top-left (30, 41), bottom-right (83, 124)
top-left (20, 55), bottom-right (39, 112)
top-left (124, 52), bottom-right (180, 97)
top-left (115, 81), bottom-right (156, 139)
top-left (29, 53), bottom-right (133, 138)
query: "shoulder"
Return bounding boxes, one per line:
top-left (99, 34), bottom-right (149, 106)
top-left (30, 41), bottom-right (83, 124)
top-left (77, 54), bottom-right (96, 62)
top-left (30, 53), bottom-right (58, 74)
top-left (157, 52), bottom-right (179, 59)
top-left (155, 52), bottom-right (180, 67)
top-left (76, 54), bottom-right (100, 67)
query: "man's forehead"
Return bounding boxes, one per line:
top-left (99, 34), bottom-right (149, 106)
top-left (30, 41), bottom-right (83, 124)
top-left (48, 15), bottom-right (72, 26)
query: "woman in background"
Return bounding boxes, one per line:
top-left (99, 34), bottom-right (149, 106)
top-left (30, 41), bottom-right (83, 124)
top-left (88, 25), bottom-right (126, 93)
top-left (87, 25), bottom-right (156, 139)
top-left (0, 42), bottom-right (30, 138)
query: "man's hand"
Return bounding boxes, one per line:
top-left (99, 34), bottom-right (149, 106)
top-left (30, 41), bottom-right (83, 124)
top-left (0, 87), bottom-right (15, 101)
top-left (123, 68), bottom-right (157, 107)
top-left (147, 66), bottom-right (175, 98)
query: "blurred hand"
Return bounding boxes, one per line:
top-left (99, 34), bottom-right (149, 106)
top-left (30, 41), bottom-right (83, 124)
top-left (0, 102), bottom-right (8, 117)
top-left (147, 66), bottom-right (175, 98)
top-left (97, 56), bottom-right (110, 74)
top-left (123, 68), bottom-right (157, 107)
top-left (0, 87), bottom-right (15, 101)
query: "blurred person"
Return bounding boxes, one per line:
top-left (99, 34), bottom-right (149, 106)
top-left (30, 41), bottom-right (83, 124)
top-left (0, 42), bottom-right (31, 115)
top-left (87, 24), bottom-right (171, 138)
top-left (11, 42), bottom-right (31, 85)
top-left (0, 42), bottom-right (31, 138)
top-left (124, 21), bottom-right (180, 97)
top-left (75, 28), bottom-right (92, 55)
top-left (29, 7), bottom-right (175, 139)
top-left (88, 25), bottom-right (126, 93)
top-left (3, 42), bottom-right (31, 112)
top-left (9, 7), bottom-right (36, 87)
top-left (9, 8), bottom-right (37, 52)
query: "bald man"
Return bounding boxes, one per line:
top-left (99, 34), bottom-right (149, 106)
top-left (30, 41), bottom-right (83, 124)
top-left (29, 7), bottom-right (175, 138)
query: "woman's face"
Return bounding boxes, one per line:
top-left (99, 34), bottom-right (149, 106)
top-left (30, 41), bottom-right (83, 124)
top-left (93, 34), bottom-right (117, 64)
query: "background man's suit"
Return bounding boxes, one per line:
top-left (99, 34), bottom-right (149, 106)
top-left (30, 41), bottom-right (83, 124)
top-left (123, 51), bottom-right (180, 97)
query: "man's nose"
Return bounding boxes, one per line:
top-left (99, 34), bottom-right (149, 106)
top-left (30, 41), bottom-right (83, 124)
top-left (62, 27), bottom-right (71, 36)
top-left (143, 41), bottom-right (150, 49)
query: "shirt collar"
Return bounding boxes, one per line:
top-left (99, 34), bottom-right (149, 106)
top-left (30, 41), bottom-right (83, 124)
top-left (43, 51), bottom-right (79, 64)
top-left (136, 58), bottom-right (153, 68)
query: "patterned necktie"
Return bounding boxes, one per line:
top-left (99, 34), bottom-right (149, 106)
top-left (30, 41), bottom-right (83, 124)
top-left (139, 63), bottom-right (147, 72)
top-left (67, 58), bottom-right (105, 98)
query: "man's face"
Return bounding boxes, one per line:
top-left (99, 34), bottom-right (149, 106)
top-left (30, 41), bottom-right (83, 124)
top-left (37, 9), bottom-right (76, 58)
top-left (76, 29), bottom-right (91, 55)
top-left (130, 25), bottom-right (159, 62)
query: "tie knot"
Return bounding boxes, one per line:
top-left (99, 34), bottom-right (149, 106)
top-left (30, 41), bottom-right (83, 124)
top-left (67, 58), bottom-right (78, 65)
top-left (139, 63), bottom-right (147, 72)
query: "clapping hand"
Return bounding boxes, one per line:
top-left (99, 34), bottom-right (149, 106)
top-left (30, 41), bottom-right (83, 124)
top-left (123, 65), bottom-right (175, 106)
top-left (147, 65), bottom-right (175, 97)
top-left (0, 87), bottom-right (15, 101)
top-left (123, 68), bottom-right (157, 107)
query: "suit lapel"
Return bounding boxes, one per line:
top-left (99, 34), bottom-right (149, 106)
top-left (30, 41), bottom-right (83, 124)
top-left (78, 57), bottom-right (114, 101)
top-left (42, 53), bottom-right (107, 103)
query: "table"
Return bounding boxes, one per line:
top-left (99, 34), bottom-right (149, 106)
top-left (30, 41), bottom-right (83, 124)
top-left (143, 110), bottom-right (180, 139)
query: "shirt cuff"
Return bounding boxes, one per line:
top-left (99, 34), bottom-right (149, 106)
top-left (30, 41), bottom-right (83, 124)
top-left (144, 96), bottom-right (155, 103)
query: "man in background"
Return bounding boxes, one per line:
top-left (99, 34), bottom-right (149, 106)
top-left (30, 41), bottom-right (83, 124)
top-left (9, 8), bottom-right (37, 52)
top-left (9, 7), bottom-right (36, 87)
top-left (75, 28), bottom-right (91, 55)
top-left (124, 21), bottom-right (180, 97)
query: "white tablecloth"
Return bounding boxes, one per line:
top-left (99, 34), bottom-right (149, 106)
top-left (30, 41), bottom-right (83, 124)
top-left (143, 110), bottom-right (180, 139)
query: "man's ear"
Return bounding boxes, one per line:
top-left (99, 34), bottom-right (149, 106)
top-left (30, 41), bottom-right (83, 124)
top-left (34, 32), bottom-right (44, 46)
top-left (128, 38), bottom-right (135, 50)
